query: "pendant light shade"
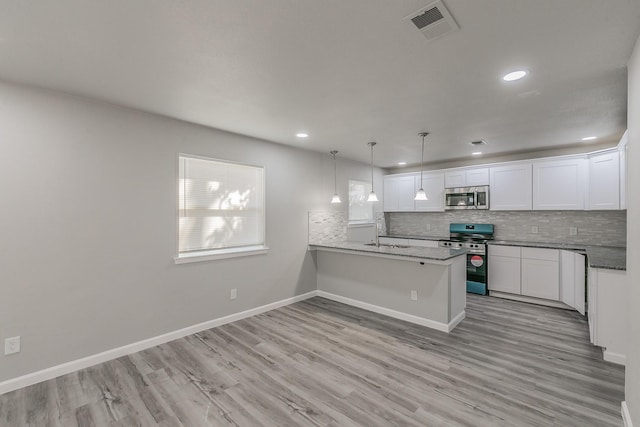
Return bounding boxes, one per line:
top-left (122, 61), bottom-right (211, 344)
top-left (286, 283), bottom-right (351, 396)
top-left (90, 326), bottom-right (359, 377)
top-left (330, 150), bottom-right (341, 204)
top-left (367, 142), bottom-right (379, 202)
top-left (414, 132), bottom-right (429, 201)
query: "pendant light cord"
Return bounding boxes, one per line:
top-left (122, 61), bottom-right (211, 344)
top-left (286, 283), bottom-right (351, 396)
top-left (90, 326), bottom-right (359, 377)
top-left (418, 132), bottom-right (428, 189)
top-left (331, 151), bottom-right (338, 194)
top-left (420, 134), bottom-right (424, 187)
top-left (370, 142), bottom-right (375, 191)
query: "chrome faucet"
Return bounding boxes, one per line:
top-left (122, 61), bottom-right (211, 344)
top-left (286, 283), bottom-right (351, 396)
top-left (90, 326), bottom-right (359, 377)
top-left (375, 221), bottom-right (380, 247)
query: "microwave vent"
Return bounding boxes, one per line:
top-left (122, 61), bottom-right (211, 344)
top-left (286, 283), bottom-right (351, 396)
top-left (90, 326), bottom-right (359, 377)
top-left (406, 1), bottom-right (459, 42)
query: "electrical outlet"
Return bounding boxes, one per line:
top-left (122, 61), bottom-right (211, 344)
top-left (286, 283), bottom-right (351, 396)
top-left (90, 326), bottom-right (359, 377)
top-left (230, 288), bottom-right (237, 300)
top-left (5, 336), bottom-right (20, 355)
top-left (569, 227), bottom-right (578, 236)
top-left (531, 226), bottom-right (539, 234)
top-left (411, 290), bottom-right (418, 301)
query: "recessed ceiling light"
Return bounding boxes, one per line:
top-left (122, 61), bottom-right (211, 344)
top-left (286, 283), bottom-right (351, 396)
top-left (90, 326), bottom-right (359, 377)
top-left (469, 140), bottom-right (487, 146)
top-left (581, 136), bottom-right (597, 141)
top-left (296, 133), bottom-right (308, 138)
top-left (398, 162), bottom-right (407, 166)
top-left (503, 70), bottom-right (527, 82)
top-left (472, 151), bottom-right (483, 156)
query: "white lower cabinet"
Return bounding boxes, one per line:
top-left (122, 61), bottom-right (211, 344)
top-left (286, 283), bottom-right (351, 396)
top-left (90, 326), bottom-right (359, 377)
top-left (488, 246), bottom-right (521, 294)
top-left (560, 250), bottom-right (586, 315)
top-left (588, 267), bottom-right (627, 365)
top-left (521, 248), bottom-right (559, 300)
top-left (488, 245), bottom-right (585, 313)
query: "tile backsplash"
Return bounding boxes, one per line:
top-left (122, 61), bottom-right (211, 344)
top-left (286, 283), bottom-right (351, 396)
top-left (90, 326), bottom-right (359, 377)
top-left (308, 211), bottom-right (347, 244)
top-left (387, 210), bottom-right (627, 247)
top-left (308, 211), bottom-right (387, 244)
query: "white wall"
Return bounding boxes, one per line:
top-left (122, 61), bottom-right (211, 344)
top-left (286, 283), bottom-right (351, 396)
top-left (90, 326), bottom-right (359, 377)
top-left (0, 80), bottom-right (382, 383)
top-left (625, 33), bottom-right (640, 425)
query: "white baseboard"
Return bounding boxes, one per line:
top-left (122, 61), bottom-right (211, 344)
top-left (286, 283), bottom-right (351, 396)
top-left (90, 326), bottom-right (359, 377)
top-left (0, 291), bottom-right (318, 395)
top-left (603, 349), bottom-right (626, 366)
top-left (622, 401), bottom-right (633, 427)
top-left (448, 310), bottom-right (466, 331)
top-left (317, 291), bottom-right (464, 333)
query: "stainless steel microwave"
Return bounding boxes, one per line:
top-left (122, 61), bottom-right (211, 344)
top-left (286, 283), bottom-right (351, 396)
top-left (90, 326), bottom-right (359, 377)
top-left (445, 186), bottom-right (489, 210)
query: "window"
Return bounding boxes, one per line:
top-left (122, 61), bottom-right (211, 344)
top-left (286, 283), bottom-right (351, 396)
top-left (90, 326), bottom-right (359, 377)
top-left (176, 154), bottom-right (266, 263)
top-left (348, 179), bottom-right (374, 224)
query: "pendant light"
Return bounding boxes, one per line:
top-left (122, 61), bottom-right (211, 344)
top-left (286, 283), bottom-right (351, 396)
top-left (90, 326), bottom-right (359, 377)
top-left (414, 132), bottom-right (429, 201)
top-left (367, 142), bottom-right (379, 202)
top-left (330, 150), bottom-right (341, 204)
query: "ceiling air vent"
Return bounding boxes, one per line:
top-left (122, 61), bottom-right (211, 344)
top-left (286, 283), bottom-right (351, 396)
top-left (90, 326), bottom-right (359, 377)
top-left (406, 1), bottom-right (459, 42)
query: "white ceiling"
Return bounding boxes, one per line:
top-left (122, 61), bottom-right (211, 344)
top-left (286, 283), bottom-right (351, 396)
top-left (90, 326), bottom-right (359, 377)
top-left (1, 0), bottom-right (639, 167)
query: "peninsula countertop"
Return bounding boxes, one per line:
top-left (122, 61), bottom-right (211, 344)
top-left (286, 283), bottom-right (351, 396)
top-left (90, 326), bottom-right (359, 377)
top-left (308, 241), bottom-right (468, 263)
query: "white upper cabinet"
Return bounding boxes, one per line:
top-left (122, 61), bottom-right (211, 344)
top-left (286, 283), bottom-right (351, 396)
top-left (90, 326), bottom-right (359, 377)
top-left (466, 168), bottom-right (490, 186)
top-left (383, 174), bottom-right (416, 212)
top-left (444, 170), bottom-right (465, 188)
top-left (588, 150), bottom-right (620, 210)
top-left (489, 162), bottom-right (532, 210)
top-left (444, 167), bottom-right (489, 188)
top-left (532, 157), bottom-right (586, 210)
top-left (415, 172), bottom-right (445, 212)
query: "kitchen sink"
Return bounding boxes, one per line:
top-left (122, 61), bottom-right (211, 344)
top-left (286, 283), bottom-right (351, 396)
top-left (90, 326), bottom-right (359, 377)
top-left (364, 243), bottom-right (410, 249)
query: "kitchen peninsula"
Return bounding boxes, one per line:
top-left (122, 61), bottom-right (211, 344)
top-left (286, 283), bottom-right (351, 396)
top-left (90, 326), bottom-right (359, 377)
top-left (309, 242), bottom-right (467, 332)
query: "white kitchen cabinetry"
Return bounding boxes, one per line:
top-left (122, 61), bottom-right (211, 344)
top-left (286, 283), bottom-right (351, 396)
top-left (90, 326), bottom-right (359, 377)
top-left (532, 158), bottom-right (586, 210)
top-left (588, 267), bottom-right (627, 365)
top-left (588, 150), bottom-right (620, 210)
top-left (383, 174), bottom-right (416, 212)
top-left (560, 250), bottom-right (586, 315)
top-left (444, 170), bottom-right (465, 188)
top-left (489, 244), bottom-right (585, 313)
top-left (444, 167), bottom-right (489, 188)
top-left (489, 163), bottom-right (532, 210)
top-left (521, 248), bottom-right (559, 300)
top-left (466, 168), bottom-right (490, 186)
top-left (414, 172), bottom-right (445, 212)
top-left (488, 245), bottom-right (521, 294)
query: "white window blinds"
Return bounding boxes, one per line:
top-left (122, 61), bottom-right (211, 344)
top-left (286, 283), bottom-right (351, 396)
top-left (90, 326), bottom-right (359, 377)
top-left (178, 155), bottom-right (265, 254)
top-left (348, 179), bottom-right (374, 224)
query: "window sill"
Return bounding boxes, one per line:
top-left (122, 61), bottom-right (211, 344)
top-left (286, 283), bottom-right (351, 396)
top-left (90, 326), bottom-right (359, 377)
top-left (174, 245), bottom-right (269, 264)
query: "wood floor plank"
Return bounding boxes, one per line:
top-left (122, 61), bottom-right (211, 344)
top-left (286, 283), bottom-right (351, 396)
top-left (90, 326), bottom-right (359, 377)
top-left (0, 294), bottom-right (625, 426)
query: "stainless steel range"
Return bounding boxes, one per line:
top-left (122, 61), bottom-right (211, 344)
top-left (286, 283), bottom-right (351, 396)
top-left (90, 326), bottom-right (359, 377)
top-left (439, 223), bottom-right (494, 295)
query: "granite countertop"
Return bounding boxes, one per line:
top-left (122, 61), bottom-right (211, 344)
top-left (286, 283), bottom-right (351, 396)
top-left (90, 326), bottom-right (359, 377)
top-left (488, 240), bottom-right (626, 271)
top-left (309, 241), bottom-right (468, 262)
top-left (379, 234), bottom-right (447, 241)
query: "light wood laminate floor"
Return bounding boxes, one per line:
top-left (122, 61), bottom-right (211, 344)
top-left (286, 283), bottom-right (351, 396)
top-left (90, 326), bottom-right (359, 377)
top-left (0, 295), bottom-right (625, 426)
